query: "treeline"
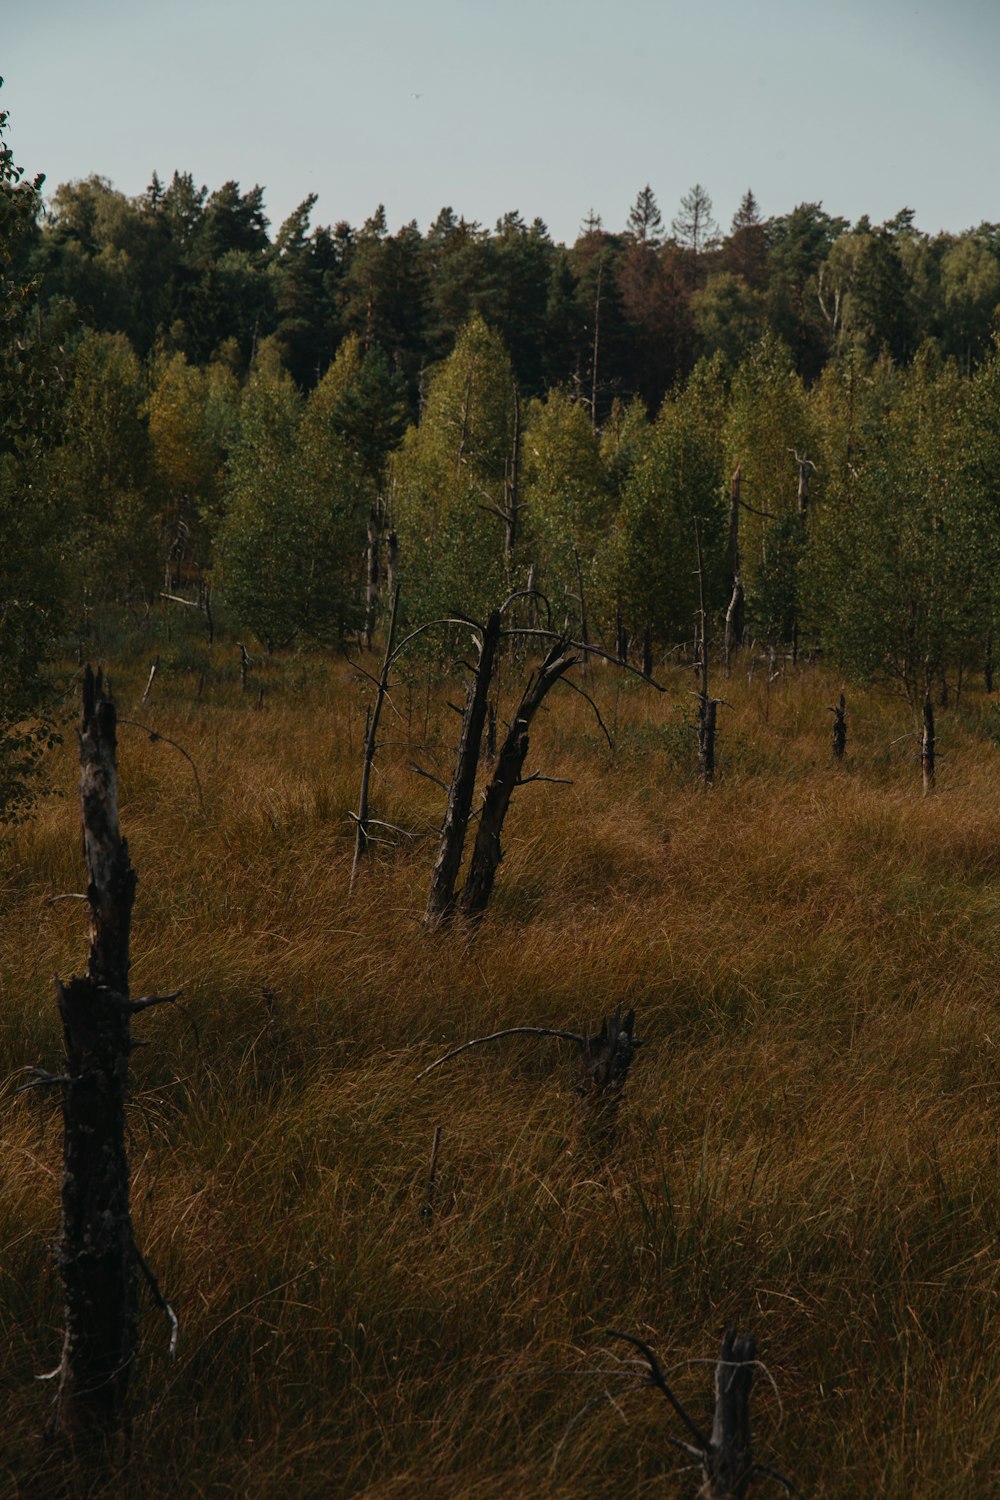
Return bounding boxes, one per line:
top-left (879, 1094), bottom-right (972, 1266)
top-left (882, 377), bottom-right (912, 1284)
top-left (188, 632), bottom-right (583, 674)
top-left (20, 172), bottom-right (1000, 407)
top-left (5, 89), bottom-right (1000, 815)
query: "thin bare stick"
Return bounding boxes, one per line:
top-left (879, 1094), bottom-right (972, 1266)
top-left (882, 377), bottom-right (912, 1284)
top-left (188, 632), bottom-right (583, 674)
top-left (418, 1026), bottom-right (585, 1079)
top-left (127, 990), bottom-right (182, 1015)
top-left (135, 1245), bottom-right (179, 1360)
top-left (118, 718), bottom-right (205, 812)
top-left (608, 1331), bottom-right (711, 1451)
top-left (558, 675), bottom-right (614, 749)
top-left (409, 762), bottom-right (450, 793)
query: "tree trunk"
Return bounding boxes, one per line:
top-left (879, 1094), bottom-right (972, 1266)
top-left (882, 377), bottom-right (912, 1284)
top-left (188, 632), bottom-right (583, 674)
top-left (701, 1330), bottom-right (757, 1499)
top-left (921, 697), bottom-right (935, 796)
top-left (424, 611), bottom-right (502, 929)
top-left (351, 584), bottom-right (400, 889)
top-left (831, 692), bottom-right (847, 760)
top-left (364, 498), bottom-right (382, 651)
top-left (55, 667), bottom-right (138, 1439)
top-left (460, 643), bottom-right (577, 919)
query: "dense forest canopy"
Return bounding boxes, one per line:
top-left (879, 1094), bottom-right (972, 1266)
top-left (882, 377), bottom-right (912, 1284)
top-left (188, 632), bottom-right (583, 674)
top-left (4, 73), bottom-right (1000, 813)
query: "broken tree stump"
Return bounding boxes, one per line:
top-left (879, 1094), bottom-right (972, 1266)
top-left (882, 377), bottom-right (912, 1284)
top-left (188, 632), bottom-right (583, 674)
top-left (575, 1004), bottom-right (640, 1138)
top-left (702, 1330), bottom-right (757, 1499)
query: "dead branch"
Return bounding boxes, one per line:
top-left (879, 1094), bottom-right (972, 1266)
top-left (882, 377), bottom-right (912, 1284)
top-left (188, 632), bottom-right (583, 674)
top-left (118, 718), bottom-right (205, 813)
top-left (417, 1026), bottom-right (586, 1079)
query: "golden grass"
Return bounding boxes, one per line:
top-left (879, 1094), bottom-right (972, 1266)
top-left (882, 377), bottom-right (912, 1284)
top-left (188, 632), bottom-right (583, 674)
top-left (1, 641), bottom-right (997, 1497)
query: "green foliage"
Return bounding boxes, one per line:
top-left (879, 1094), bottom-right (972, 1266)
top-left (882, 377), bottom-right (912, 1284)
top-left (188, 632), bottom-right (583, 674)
top-left (808, 348), bottom-right (993, 703)
top-left (521, 389), bottom-right (610, 614)
top-left (0, 80), bottom-right (64, 818)
top-left (393, 314), bottom-right (518, 626)
top-left (607, 359), bottom-right (727, 646)
top-left (50, 328), bottom-right (155, 604)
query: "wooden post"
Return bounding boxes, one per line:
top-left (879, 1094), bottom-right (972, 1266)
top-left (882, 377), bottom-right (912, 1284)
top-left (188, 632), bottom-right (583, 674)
top-left (55, 668), bottom-right (139, 1438)
top-left (702, 1330), bottom-right (757, 1499)
top-left (350, 584), bottom-right (400, 889)
top-left (424, 610), bottom-right (502, 929)
top-left (921, 696), bottom-right (935, 796)
top-left (460, 642), bottom-right (577, 919)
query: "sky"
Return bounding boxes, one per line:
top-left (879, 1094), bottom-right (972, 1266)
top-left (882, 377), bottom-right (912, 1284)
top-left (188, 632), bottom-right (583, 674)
top-left (5, 0), bottom-right (1000, 246)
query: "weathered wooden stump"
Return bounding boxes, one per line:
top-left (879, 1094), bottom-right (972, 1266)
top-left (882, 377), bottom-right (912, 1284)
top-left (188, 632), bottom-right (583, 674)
top-left (701, 1330), bottom-right (757, 1499)
top-left (574, 1005), bottom-right (640, 1138)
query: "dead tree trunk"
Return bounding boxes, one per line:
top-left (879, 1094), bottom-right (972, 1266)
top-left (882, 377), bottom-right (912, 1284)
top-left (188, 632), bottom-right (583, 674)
top-left (701, 1330), bottom-right (757, 1500)
top-left (350, 583), bottom-right (400, 889)
top-left (695, 519), bottom-right (719, 786)
top-left (573, 546), bottom-right (590, 680)
top-left (984, 632), bottom-right (993, 694)
top-left (830, 692), bottom-right (847, 760)
top-left (724, 466), bottom-right (745, 673)
top-left (386, 528), bottom-right (399, 601)
top-left (55, 668), bottom-right (139, 1439)
top-left (921, 696), bottom-right (936, 796)
top-left (239, 642), bottom-right (250, 694)
top-left (364, 497), bottom-right (382, 651)
top-left (459, 641), bottom-right (577, 919)
top-left (424, 610), bottom-right (502, 929)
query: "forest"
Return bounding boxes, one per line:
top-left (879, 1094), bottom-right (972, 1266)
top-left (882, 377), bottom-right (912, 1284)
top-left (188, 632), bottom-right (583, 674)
top-left (2, 86), bottom-right (999, 1500)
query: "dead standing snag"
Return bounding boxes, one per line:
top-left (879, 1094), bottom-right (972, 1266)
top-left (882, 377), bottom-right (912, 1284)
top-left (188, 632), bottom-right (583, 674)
top-left (53, 667), bottom-right (178, 1441)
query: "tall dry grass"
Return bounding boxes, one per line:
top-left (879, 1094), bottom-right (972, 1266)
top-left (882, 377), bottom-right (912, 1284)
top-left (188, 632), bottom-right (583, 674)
top-left (1, 636), bottom-right (997, 1497)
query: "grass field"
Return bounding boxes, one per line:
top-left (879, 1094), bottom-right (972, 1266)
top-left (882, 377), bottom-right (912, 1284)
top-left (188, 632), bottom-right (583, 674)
top-left (1, 629), bottom-right (997, 1498)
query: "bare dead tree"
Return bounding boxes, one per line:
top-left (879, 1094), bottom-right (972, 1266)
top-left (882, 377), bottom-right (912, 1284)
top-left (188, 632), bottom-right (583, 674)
top-left (576, 1330), bottom-right (797, 1499)
top-left (459, 639), bottom-right (579, 919)
top-left (921, 696), bottom-right (935, 796)
top-left (829, 693), bottom-right (847, 760)
top-left (424, 610), bottom-right (502, 929)
top-left (724, 465), bottom-right (745, 675)
top-left (364, 496), bottom-right (383, 651)
top-left (238, 642), bottom-right (250, 694)
top-left (573, 546), bottom-right (591, 680)
top-left (695, 519), bottom-right (723, 785)
top-left (350, 584), bottom-right (401, 889)
top-left (53, 667), bottom-right (178, 1442)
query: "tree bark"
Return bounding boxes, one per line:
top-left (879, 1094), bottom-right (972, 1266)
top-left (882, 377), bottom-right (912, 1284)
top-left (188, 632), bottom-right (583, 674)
top-left (921, 696), bottom-right (936, 796)
top-left (831, 692), bottom-right (847, 760)
top-left (574, 1005), bottom-right (640, 1139)
top-left (351, 584), bottom-right (400, 889)
top-left (55, 667), bottom-right (138, 1439)
top-left (702, 1330), bottom-right (757, 1499)
top-left (460, 643), bottom-right (577, 919)
top-left (424, 611), bottom-right (501, 929)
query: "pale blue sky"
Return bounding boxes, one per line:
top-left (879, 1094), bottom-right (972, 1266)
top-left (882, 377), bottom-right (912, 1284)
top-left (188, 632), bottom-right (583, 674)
top-left (5, 0), bottom-right (999, 243)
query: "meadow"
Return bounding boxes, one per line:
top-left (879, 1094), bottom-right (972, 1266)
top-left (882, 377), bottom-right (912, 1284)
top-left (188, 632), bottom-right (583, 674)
top-left (1, 622), bottom-right (997, 1498)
